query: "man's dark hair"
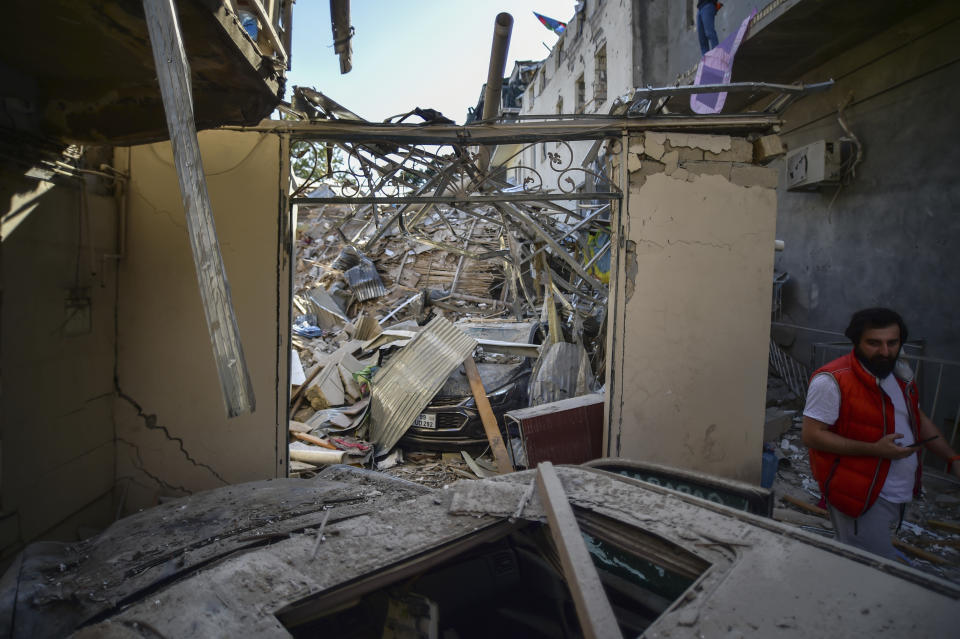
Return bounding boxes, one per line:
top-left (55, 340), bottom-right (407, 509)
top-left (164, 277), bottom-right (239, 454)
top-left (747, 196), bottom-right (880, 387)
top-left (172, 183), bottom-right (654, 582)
top-left (844, 307), bottom-right (908, 344)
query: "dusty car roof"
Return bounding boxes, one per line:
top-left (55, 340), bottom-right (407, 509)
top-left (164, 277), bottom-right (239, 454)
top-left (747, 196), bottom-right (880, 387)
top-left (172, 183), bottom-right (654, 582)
top-left (5, 467), bottom-right (957, 638)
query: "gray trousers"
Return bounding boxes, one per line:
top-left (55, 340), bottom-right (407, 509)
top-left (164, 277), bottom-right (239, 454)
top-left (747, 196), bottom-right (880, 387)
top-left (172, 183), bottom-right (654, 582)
top-left (828, 497), bottom-right (903, 562)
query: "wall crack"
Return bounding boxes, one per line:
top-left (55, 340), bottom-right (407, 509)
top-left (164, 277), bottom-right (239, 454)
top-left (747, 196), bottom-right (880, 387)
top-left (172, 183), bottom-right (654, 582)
top-left (116, 438), bottom-right (193, 495)
top-left (115, 389), bottom-right (228, 486)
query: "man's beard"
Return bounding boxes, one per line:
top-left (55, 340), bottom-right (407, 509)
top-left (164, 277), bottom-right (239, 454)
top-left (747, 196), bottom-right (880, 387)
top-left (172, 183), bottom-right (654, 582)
top-left (855, 347), bottom-right (898, 378)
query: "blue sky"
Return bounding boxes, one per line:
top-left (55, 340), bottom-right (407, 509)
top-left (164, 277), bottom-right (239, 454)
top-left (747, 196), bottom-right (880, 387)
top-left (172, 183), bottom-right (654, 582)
top-left (285, 1), bottom-right (575, 124)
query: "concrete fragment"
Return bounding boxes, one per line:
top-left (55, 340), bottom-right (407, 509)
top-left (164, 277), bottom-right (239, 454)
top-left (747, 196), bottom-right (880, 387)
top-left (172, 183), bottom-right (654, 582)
top-left (730, 164), bottom-right (779, 189)
top-left (643, 132), bottom-right (666, 160)
top-left (753, 134), bottom-right (785, 163)
top-left (704, 138), bottom-right (754, 163)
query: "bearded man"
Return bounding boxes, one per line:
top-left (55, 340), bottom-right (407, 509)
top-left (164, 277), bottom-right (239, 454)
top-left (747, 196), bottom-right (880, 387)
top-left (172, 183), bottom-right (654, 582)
top-left (801, 307), bottom-right (960, 560)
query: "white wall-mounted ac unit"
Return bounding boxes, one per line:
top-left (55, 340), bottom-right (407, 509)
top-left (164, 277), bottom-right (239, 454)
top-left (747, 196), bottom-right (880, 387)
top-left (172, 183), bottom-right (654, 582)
top-left (785, 140), bottom-right (845, 191)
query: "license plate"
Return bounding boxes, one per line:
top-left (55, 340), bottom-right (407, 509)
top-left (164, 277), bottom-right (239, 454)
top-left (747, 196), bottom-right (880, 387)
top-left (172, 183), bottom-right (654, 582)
top-left (413, 412), bottom-right (437, 430)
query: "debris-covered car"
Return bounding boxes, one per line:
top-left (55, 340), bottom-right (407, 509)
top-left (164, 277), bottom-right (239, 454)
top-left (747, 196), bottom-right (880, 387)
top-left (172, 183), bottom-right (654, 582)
top-left (398, 320), bottom-right (543, 451)
top-left (3, 464), bottom-right (957, 638)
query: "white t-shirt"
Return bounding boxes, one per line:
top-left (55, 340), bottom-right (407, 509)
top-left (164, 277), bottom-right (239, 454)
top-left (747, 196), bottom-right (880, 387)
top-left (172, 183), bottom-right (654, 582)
top-left (804, 372), bottom-right (918, 503)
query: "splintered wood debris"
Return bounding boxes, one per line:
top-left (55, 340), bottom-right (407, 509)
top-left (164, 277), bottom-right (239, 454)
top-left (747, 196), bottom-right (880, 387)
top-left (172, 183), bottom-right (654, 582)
top-left (287, 113), bottom-right (613, 471)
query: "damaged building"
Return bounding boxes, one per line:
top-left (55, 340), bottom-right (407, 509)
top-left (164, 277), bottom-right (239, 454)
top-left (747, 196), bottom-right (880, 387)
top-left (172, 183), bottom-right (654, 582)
top-left (0, 0), bottom-right (958, 636)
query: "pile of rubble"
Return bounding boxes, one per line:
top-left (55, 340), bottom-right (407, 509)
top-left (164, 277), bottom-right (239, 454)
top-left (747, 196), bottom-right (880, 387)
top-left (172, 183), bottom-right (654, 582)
top-left (287, 194), bottom-right (607, 479)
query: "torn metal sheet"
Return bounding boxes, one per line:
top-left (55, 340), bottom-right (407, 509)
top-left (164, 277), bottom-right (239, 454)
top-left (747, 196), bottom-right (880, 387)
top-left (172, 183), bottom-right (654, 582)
top-left (331, 245), bottom-right (363, 270)
top-left (368, 316), bottom-right (477, 454)
top-left (345, 259), bottom-right (387, 301)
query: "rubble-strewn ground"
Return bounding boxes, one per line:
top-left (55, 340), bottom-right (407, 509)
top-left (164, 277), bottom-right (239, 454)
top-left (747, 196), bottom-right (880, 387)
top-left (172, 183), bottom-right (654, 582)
top-left (288, 172), bottom-right (960, 584)
top-left (767, 375), bottom-right (960, 584)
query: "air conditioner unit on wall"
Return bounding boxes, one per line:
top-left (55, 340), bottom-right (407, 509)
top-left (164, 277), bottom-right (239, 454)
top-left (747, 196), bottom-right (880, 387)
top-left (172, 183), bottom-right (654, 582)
top-left (785, 140), bottom-right (847, 191)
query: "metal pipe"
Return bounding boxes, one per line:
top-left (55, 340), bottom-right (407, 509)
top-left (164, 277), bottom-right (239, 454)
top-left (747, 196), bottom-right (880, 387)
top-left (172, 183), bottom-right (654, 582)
top-left (482, 13), bottom-right (513, 122)
top-left (477, 13), bottom-right (513, 174)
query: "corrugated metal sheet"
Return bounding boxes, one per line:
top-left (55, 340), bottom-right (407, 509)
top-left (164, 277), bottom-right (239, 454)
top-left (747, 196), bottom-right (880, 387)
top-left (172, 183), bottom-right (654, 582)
top-left (369, 317), bottom-right (477, 454)
top-left (505, 394), bottom-right (604, 467)
top-left (332, 246), bottom-right (362, 270)
top-left (345, 260), bottom-right (387, 301)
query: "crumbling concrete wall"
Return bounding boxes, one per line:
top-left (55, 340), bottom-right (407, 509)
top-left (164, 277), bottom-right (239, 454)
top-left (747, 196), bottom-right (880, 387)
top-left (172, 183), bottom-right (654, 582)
top-left (1, 172), bottom-right (117, 566)
top-left (113, 129), bottom-right (290, 514)
top-left (605, 132), bottom-right (777, 483)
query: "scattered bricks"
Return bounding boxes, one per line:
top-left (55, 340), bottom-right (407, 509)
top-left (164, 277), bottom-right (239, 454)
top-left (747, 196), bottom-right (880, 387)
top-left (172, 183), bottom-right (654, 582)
top-left (682, 160), bottom-right (731, 180)
top-left (704, 138), bottom-right (754, 162)
top-left (754, 134), bottom-right (785, 163)
top-left (730, 163), bottom-right (779, 189)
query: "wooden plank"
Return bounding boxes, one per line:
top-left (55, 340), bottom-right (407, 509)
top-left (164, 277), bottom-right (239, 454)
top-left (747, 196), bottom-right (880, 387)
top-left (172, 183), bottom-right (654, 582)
top-left (892, 539), bottom-right (951, 566)
top-left (142, 0), bottom-right (255, 417)
top-left (462, 356), bottom-right (513, 474)
top-left (247, 0), bottom-right (288, 62)
top-left (781, 494), bottom-right (829, 518)
top-left (535, 462), bottom-right (623, 639)
top-left (291, 432), bottom-right (338, 450)
top-left (927, 519), bottom-right (960, 535)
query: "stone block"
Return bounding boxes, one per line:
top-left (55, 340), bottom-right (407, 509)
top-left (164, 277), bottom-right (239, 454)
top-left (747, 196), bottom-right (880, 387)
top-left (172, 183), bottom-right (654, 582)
top-left (704, 138), bottom-right (754, 162)
top-left (675, 146), bottom-right (704, 162)
top-left (627, 152), bottom-right (643, 173)
top-left (664, 132), bottom-right (731, 155)
top-left (644, 132), bottom-right (666, 160)
top-left (683, 160), bottom-right (731, 180)
top-left (662, 150), bottom-right (679, 174)
top-left (754, 134), bottom-right (785, 163)
top-left (730, 163), bottom-right (779, 189)
top-left (629, 158), bottom-right (665, 178)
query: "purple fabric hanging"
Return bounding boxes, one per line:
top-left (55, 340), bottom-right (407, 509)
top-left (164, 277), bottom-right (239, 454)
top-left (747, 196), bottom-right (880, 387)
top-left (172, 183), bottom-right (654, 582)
top-left (691, 9), bottom-right (757, 114)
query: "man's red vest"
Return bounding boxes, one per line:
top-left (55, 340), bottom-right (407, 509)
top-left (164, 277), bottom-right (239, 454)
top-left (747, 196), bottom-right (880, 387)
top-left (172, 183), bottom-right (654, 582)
top-left (808, 351), bottom-right (922, 518)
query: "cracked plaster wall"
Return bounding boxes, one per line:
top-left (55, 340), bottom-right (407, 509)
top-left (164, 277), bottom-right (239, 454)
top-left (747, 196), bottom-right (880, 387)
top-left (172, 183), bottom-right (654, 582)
top-left (114, 129), bottom-right (289, 515)
top-left (770, 7), bottom-right (960, 419)
top-left (1, 173), bottom-right (117, 566)
top-left (605, 132), bottom-right (777, 483)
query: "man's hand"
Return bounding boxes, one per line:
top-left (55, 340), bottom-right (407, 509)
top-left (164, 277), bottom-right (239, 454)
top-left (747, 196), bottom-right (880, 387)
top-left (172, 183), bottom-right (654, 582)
top-left (873, 433), bottom-right (915, 459)
top-left (803, 417), bottom-right (917, 459)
